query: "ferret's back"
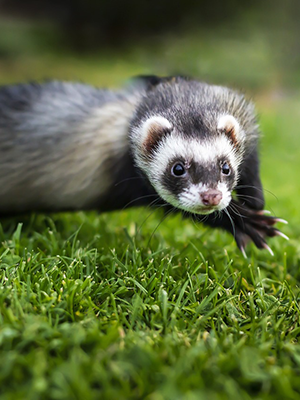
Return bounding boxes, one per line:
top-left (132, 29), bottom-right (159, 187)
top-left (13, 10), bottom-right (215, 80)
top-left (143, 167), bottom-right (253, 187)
top-left (0, 81), bottom-right (137, 214)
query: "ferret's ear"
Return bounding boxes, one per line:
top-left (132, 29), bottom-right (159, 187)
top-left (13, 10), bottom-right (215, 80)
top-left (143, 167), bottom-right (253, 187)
top-left (141, 116), bottom-right (173, 154)
top-left (217, 115), bottom-right (244, 146)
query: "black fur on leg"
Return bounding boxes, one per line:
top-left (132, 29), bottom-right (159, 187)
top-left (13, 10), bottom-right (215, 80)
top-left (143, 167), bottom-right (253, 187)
top-left (235, 147), bottom-right (265, 211)
top-left (195, 199), bottom-right (283, 253)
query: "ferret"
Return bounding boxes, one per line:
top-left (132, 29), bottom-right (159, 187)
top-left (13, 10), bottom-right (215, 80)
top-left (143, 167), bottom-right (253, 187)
top-left (0, 75), bottom-right (287, 255)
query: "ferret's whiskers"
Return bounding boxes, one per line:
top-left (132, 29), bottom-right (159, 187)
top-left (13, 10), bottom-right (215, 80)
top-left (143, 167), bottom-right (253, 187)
top-left (224, 207), bottom-right (236, 238)
top-left (235, 193), bottom-right (261, 202)
top-left (212, 210), bottom-right (220, 223)
top-left (122, 194), bottom-right (158, 210)
top-left (136, 200), bottom-right (168, 234)
top-left (235, 185), bottom-right (278, 201)
top-left (190, 211), bottom-right (204, 229)
top-left (192, 212), bottom-right (210, 227)
top-left (228, 202), bottom-right (248, 220)
top-left (216, 210), bottom-right (223, 222)
top-left (147, 207), bottom-right (174, 247)
top-left (115, 176), bottom-right (145, 187)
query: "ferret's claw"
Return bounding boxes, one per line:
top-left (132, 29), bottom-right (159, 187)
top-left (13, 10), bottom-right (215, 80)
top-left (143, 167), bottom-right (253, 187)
top-left (274, 218), bottom-right (288, 225)
top-left (263, 243), bottom-right (274, 256)
top-left (240, 246), bottom-right (247, 259)
top-left (229, 200), bottom-right (287, 255)
top-left (275, 230), bottom-right (289, 241)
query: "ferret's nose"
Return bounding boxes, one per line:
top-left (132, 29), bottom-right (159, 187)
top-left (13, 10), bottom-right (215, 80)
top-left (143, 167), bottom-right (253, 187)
top-left (200, 190), bottom-right (223, 206)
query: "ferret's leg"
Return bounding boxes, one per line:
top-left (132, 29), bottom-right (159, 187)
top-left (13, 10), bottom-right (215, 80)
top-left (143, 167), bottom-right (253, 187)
top-left (197, 200), bottom-right (285, 254)
top-left (235, 149), bottom-right (265, 210)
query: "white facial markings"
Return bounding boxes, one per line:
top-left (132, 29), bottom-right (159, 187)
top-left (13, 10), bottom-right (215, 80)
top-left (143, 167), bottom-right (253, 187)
top-left (178, 181), bottom-right (232, 214)
top-left (157, 187), bottom-right (181, 209)
top-left (186, 182), bottom-right (206, 198)
top-left (140, 116), bottom-right (172, 149)
top-left (142, 134), bottom-right (239, 214)
top-left (217, 181), bottom-right (232, 209)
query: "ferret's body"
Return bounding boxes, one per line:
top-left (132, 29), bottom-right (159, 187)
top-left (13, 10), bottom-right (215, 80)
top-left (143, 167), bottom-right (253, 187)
top-left (0, 76), bottom-right (284, 253)
top-left (0, 81), bottom-right (143, 212)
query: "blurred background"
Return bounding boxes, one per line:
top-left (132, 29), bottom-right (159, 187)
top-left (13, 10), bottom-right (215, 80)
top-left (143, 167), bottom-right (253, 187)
top-left (0, 0), bottom-right (299, 227)
top-left (0, 0), bottom-right (299, 89)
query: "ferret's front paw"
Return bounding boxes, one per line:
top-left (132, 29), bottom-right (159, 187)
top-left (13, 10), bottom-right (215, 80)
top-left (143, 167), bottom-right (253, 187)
top-left (233, 209), bottom-right (288, 257)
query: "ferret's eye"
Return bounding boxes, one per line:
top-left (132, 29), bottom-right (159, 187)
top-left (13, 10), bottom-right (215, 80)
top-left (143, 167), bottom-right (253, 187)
top-left (221, 162), bottom-right (231, 176)
top-left (171, 163), bottom-right (186, 177)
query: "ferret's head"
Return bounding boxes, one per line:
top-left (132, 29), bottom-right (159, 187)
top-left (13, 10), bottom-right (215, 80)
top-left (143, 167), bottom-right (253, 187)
top-left (131, 114), bottom-right (245, 215)
top-left (130, 79), bottom-right (255, 215)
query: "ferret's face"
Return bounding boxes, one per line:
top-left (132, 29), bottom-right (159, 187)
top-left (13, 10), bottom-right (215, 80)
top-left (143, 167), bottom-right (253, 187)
top-left (133, 115), bottom-right (244, 215)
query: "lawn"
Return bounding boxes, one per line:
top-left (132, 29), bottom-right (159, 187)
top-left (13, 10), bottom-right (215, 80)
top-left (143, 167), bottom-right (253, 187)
top-left (0, 21), bottom-right (300, 400)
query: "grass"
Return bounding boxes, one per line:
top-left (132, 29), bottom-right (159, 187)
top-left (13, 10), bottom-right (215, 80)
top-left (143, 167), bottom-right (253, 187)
top-left (1, 207), bottom-right (299, 400)
top-left (1, 19), bottom-right (300, 400)
top-left (0, 210), bottom-right (298, 400)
